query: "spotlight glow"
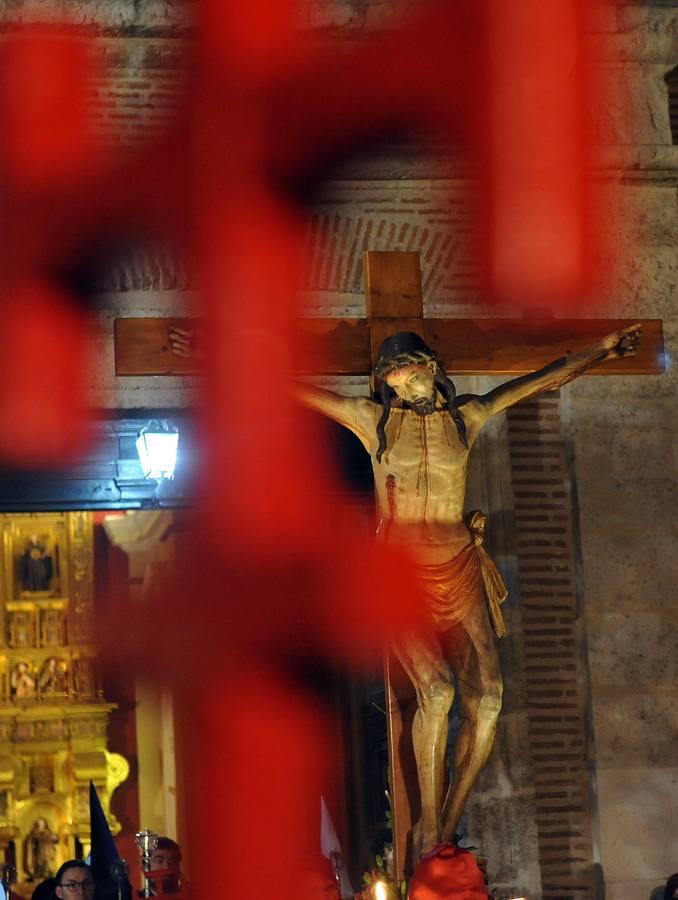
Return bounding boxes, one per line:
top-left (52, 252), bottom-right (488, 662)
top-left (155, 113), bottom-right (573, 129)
top-left (374, 881), bottom-right (388, 900)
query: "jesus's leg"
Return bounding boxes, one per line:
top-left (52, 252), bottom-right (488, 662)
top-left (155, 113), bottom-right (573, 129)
top-left (440, 599), bottom-right (503, 842)
top-left (393, 630), bottom-right (454, 857)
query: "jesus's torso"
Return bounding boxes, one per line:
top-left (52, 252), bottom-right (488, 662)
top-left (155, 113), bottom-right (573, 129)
top-left (370, 406), bottom-right (476, 562)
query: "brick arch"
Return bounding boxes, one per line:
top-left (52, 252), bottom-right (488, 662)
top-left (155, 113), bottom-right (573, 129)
top-left (301, 182), bottom-right (480, 305)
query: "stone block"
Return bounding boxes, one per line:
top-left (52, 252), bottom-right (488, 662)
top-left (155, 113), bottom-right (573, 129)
top-left (465, 793), bottom-right (541, 900)
top-left (606, 879), bottom-right (665, 900)
top-left (596, 767), bottom-right (678, 882)
top-left (298, 0), bottom-right (407, 32)
top-left (593, 6), bottom-right (678, 64)
top-left (570, 404), bottom-right (676, 480)
top-left (578, 536), bottom-right (677, 615)
top-left (1, 0), bottom-right (190, 29)
top-left (590, 64), bottom-right (671, 146)
top-left (611, 185), bottom-right (678, 249)
top-left (592, 688), bottom-right (678, 768)
top-left (586, 4), bottom-right (619, 34)
top-left (587, 610), bottom-right (678, 690)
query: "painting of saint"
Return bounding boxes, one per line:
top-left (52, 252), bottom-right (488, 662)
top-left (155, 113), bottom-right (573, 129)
top-left (21, 535), bottom-right (53, 592)
top-left (11, 662), bottom-right (36, 699)
top-left (38, 658), bottom-right (68, 696)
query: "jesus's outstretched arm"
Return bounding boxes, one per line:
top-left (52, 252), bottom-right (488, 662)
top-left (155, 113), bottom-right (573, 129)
top-left (295, 383), bottom-right (378, 452)
top-left (475, 323), bottom-right (641, 419)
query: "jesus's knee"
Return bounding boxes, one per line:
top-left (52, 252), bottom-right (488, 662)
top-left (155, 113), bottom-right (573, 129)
top-left (477, 678), bottom-right (503, 727)
top-left (420, 678), bottom-right (454, 715)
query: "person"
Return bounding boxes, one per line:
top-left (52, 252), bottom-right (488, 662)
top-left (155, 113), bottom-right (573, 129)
top-left (297, 324), bottom-right (641, 857)
top-left (147, 838), bottom-right (182, 895)
top-left (663, 874), bottom-right (678, 900)
top-left (54, 861), bottom-right (95, 900)
top-left (30, 877), bottom-right (56, 900)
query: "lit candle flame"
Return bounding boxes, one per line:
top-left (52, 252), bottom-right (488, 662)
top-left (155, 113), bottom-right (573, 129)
top-left (373, 881), bottom-right (388, 900)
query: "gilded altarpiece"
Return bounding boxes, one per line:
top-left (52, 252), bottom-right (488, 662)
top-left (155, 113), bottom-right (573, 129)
top-left (0, 513), bottom-right (128, 888)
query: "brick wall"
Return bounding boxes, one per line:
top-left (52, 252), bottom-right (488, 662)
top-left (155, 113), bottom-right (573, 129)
top-left (87, 38), bottom-right (186, 147)
top-left (303, 182), bottom-right (479, 309)
top-left (506, 392), bottom-right (598, 900)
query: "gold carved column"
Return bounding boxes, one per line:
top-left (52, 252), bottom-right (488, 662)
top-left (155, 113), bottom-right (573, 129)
top-left (0, 513), bottom-right (128, 889)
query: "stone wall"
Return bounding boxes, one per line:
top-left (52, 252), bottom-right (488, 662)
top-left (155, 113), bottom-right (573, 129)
top-left (567, 188), bottom-right (677, 899)
top-left (571, 8), bottom-right (677, 900)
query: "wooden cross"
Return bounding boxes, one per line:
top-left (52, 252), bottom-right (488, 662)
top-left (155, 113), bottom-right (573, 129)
top-left (113, 251), bottom-right (664, 879)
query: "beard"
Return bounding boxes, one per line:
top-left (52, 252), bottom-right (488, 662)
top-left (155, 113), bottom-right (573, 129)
top-left (406, 396), bottom-right (436, 416)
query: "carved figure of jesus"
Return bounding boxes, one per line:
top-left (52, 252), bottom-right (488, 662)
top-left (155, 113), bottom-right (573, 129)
top-left (297, 324), bottom-right (641, 857)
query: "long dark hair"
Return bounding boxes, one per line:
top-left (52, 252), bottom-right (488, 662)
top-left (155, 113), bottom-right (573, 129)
top-left (374, 332), bottom-right (468, 463)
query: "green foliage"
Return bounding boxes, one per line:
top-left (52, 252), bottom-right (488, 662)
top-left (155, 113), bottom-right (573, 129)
top-left (384, 790), bottom-right (393, 834)
top-left (359, 792), bottom-right (409, 898)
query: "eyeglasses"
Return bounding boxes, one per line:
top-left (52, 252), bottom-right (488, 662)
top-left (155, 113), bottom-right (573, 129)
top-left (60, 881), bottom-right (94, 893)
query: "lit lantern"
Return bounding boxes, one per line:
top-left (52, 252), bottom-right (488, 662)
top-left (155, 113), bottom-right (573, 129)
top-left (135, 420), bottom-right (179, 480)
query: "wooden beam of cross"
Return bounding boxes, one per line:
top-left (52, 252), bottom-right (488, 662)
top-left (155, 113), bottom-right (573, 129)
top-left (114, 251), bottom-right (664, 378)
top-left (113, 251), bottom-right (664, 879)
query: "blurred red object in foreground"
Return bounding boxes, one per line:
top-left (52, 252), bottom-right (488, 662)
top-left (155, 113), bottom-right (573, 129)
top-left (0, 281), bottom-right (92, 466)
top-left (409, 843), bottom-right (488, 900)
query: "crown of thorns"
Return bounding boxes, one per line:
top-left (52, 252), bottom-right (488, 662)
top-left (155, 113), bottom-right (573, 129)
top-left (374, 332), bottom-right (439, 378)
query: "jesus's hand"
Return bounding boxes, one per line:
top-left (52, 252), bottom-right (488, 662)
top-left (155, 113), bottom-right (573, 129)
top-left (600, 322), bottom-right (642, 360)
top-left (168, 326), bottom-right (203, 359)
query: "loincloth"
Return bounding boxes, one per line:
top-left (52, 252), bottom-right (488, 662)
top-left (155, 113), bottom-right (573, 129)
top-left (414, 511), bottom-right (508, 636)
top-left (414, 544), bottom-right (483, 632)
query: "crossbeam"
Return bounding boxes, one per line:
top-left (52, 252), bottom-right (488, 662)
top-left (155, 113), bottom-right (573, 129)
top-left (115, 314), bottom-right (663, 379)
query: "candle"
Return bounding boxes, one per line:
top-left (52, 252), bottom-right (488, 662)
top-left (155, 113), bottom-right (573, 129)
top-left (373, 881), bottom-right (388, 900)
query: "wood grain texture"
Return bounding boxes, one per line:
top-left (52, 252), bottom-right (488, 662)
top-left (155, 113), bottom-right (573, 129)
top-left (423, 317), bottom-right (664, 375)
top-left (116, 317), bottom-right (664, 376)
top-left (296, 317), bottom-right (664, 376)
top-left (114, 318), bottom-right (201, 376)
top-left (364, 250), bottom-right (423, 319)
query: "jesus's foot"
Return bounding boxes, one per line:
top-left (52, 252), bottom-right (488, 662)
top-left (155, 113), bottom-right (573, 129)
top-left (412, 820), bottom-right (440, 864)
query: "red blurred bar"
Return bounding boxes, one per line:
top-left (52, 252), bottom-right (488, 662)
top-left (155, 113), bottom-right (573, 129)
top-left (0, 280), bottom-right (93, 465)
top-left (480, 0), bottom-right (590, 310)
top-left (0, 30), bottom-right (103, 189)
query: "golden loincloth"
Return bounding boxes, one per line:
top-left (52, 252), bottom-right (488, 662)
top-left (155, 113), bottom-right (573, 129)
top-left (414, 511), bottom-right (508, 637)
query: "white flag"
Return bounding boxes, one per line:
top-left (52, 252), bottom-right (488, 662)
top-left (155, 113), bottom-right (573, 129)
top-left (320, 795), bottom-right (354, 899)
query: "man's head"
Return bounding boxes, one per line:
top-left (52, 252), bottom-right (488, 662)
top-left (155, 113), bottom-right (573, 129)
top-left (374, 332), bottom-right (467, 462)
top-left (150, 838), bottom-right (181, 877)
top-left (382, 363), bottom-right (438, 416)
top-left (54, 861), bottom-right (94, 900)
top-left (375, 331), bottom-right (438, 377)
top-left (664, 874), bottom-right (678, 900)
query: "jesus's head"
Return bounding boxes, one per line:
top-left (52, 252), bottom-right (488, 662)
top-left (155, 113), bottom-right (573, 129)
top-left (373, 332), bottom-right (468, 462)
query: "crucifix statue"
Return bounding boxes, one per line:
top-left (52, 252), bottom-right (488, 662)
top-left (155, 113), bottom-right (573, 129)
top-left (114, 249), bottom-right (661, 874)
top-left (296, 320), bottom-right (640, 860)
